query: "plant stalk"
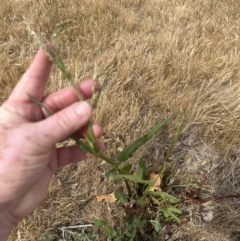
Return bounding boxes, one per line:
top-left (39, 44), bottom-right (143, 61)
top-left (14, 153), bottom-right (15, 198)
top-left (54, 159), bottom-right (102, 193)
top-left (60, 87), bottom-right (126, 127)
top-left (96, 153), bottom-right (118, 169)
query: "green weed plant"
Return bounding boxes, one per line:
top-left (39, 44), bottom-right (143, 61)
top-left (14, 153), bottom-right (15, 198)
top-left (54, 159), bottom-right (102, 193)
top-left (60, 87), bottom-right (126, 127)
top-left (29, 21), bottom-right (185, 240)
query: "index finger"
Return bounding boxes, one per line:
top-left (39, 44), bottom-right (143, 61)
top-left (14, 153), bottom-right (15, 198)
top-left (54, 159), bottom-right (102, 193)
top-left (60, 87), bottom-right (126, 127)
top-left (7, 48), bottom-right (52, 103)
top-left (41, 79), bottom-right (100, 117)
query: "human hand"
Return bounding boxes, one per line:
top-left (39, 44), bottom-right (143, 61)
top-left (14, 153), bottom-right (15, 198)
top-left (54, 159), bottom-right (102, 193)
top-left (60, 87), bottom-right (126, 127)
top-left (0, 49), bottom-right (103, 240)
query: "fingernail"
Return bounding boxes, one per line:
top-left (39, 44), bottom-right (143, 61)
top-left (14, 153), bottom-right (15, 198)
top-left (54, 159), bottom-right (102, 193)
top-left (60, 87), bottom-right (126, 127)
top-left (75, 101), bottom-right (92, 117)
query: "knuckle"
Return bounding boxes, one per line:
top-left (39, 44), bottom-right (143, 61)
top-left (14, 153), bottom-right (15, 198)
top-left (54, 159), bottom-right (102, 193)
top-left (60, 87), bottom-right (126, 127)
top-left (55, 111), bottom-right (72, 133)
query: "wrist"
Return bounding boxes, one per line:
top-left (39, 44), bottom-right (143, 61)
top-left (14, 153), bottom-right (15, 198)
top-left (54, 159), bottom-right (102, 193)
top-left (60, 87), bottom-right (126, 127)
top-left (0, 208), bottom-right (15, 241)
top-left (0, 223), bottom-right (13, 241)
top-left (0, 229), bottom-right (11, 241)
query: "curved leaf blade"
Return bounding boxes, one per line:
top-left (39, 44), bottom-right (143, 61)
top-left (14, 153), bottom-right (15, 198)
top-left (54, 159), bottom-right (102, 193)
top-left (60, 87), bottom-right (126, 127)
top-left (119, 162), bottom-right (132, 174)
top-left (117, 118), bottom-right (170, 162)
top-left (106, 172), bottom-right (152, 184)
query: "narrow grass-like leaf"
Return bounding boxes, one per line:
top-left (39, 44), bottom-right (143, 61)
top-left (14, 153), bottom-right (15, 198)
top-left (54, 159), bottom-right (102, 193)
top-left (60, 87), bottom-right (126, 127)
top-left (92, 74), bottom-right (108, 109)
top-left (28, 94), bottom-right (53, 116)
top-left (86, 122), bottom-right (99, 154)
top-left (165, 210), bottom-right (181, 223)
top-left (149, 220), bottom-right (161, 232)
top-left (164, 115), bottom-right (185, 162)
top-left (151, 191), bottom-right (179, 203)
top-left (168, 206), bottom-right (182, 214)
top-left (150, 195), bottom-right (162, 206)
top-left (70, 135), bottom-right (92, 153)
top-left (117, 118), bottom-right (170, 162)
top-left (114, 189), bottom-right (128, 204)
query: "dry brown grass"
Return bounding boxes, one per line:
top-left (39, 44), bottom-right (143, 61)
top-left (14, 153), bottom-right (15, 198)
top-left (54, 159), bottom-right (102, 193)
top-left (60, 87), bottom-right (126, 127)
top-left (2, 0), bottom-right (240, 240)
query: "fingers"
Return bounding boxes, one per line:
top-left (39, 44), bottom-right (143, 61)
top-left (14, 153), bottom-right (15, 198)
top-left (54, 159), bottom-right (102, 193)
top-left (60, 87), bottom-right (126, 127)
top-left (34, 101), bottom-right (92, 147)
top-left (75, 124), bottom-right (102, 139)
top-left (56, 123), bottom-right (102, 142)
top-left (41, 80), bottom-right (100, 117)
top-left (7, 49), bottom-right (52, 103)
top-left (56, 140), bottom-right (105, 168)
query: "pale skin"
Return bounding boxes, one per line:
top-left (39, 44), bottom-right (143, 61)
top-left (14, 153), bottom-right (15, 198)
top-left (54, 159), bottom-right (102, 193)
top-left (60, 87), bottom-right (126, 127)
top-left (0, 49), bottom-right (104, 240)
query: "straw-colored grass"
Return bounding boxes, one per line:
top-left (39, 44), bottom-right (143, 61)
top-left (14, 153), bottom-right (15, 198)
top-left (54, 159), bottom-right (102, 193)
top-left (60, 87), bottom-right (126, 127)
top-left (2, 0), bottom-right (240, 240)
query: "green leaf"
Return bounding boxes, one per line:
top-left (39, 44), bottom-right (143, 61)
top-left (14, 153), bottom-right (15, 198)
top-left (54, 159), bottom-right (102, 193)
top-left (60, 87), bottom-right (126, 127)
top-left (86, 122), bottom-right (99, 154)
top-left (70, 135), bottom-right (92, 153)
top-left (106, 172), bottom-right (152, 184)
top-left (36, 230), bottom-right (51, 241)
top-left (139, 159), bottom-right (148, 176)
top-left (151, 191), bottom-right (179, 203)
top-left (119, 162), bottom-right (132, 174)
top-left (168, 206), bottom-right (182, 214)
top-left (163, 115), bottom-right (185, 163)
top-left (93, 218), bottom-right (107, 227)
top-left (105, 171), bottom-right (117, 178)
top-left (149, 220), bottom-right (161, 232)
top-left (92, 67), bottom-right (108, 109)
top-left (165, 210), bottom-right (181, 223)
top-left (106, 227), bottom-right (116, 238)
top-left (133, 167), bottom-right (143, 180)
top-left (117, 118), bottom-right (170, 162)
top-left (114, 189), bottom-right (128, 204)
top-left (136, 197), bottom-right (150, 206)
top-left (163, 211), bottom-right (170, 219)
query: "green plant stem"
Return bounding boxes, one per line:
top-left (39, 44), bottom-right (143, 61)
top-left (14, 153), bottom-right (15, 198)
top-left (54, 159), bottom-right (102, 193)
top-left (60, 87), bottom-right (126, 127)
top-left (65, 72), bottom-right (84, 101)
top-left (124, 179), bottom-right (132, 197)
top-left (52, 51), bottom-right (83, 101)
top-left (94, 152), bottom-right (132, 197)
top-left (96, 153), bottom-right (118, 169)
top-left (163, 116), bottom-right (185, 163)
top-left (95, 153), bottom-right (132, 197)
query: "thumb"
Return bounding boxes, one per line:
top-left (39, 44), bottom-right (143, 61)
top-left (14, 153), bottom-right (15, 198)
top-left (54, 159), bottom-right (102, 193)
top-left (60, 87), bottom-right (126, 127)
top-left (34, 101), bottom-right (92, 147)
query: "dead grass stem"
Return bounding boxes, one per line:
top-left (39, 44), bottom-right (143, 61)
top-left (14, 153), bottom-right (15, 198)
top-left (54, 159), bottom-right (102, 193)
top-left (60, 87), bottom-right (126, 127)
top-left (2, 0), bottom-right (240, 240)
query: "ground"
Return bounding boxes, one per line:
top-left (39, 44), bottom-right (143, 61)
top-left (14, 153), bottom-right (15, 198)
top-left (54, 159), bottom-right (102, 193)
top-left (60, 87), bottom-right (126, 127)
top-left (1, 0), bottom-right (240, 240)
